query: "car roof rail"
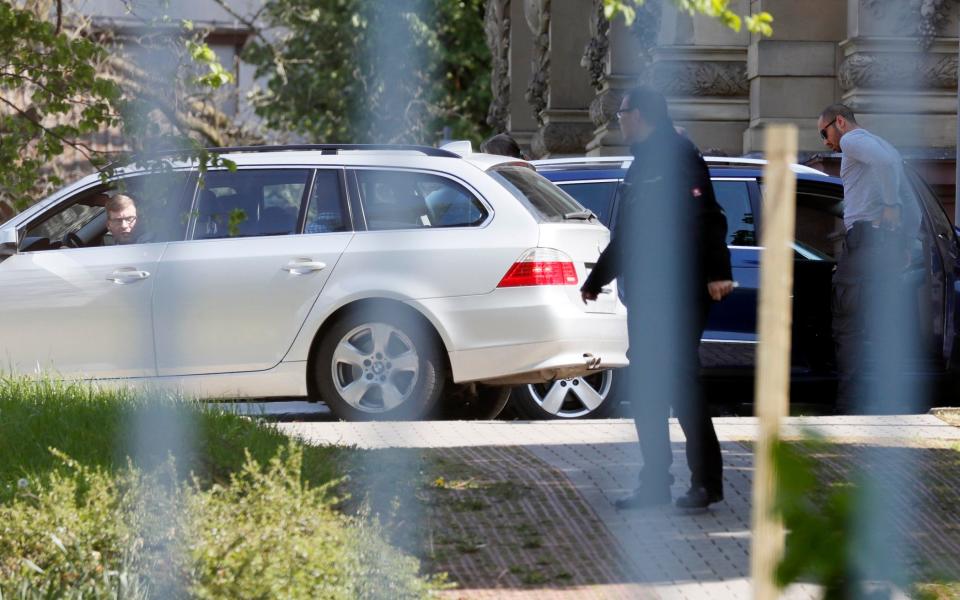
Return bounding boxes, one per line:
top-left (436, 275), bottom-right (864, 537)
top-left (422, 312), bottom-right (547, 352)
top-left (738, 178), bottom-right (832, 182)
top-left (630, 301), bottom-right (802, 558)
top-left (532, 156), bottom-right (634, 170)
top-left (703, 156), bottom-right (826, 175)
top-left (533, 155), bottom-right (827, 176)
top-left (210, 143), bottom-right (461, 158)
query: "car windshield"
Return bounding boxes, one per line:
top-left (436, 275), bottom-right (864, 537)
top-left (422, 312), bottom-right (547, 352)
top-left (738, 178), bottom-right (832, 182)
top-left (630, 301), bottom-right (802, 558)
top-left (488, 166), bottom-right (585, 222)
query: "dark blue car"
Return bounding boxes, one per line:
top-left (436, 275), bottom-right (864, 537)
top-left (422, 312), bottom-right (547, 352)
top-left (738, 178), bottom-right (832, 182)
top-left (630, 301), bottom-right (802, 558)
top-left (506, 156), bottom-right (959, 419)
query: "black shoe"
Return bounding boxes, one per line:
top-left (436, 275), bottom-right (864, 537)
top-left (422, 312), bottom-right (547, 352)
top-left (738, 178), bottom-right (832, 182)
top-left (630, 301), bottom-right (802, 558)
top-left (675, 486), bottom-right (723, 510)
top-left (613, 486), bottom-right (671, 510)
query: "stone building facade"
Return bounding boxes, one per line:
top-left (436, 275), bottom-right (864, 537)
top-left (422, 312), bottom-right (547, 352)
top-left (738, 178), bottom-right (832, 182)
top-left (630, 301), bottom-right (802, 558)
top-left (487, 0), bottom-right (960, 218)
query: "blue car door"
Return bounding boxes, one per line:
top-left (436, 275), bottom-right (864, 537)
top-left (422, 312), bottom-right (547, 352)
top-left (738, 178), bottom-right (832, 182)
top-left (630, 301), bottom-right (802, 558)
top-left (701, 178), bottom-right (760, 373)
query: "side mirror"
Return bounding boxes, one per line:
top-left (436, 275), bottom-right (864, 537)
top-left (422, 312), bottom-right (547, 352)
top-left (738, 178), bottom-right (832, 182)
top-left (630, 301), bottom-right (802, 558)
top-left (0, 228), bottom-right (18, 261)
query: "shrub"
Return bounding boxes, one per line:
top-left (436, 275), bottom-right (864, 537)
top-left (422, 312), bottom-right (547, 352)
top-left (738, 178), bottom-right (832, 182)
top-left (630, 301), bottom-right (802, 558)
top-left (0, 378), bottom-right (442, 598)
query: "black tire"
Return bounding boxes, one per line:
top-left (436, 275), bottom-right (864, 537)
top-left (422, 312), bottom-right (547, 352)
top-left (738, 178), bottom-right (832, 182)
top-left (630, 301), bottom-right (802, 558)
top-left (436, 384), bottom-right (512, 420)
top-left (314, 308), bottom-right (444, 421)
top-left (510, 369), bottom-right (619, 420)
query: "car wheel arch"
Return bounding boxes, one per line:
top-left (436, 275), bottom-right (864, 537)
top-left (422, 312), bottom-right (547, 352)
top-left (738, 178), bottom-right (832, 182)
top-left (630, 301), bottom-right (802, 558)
top-left (305, 297), bottom-right (451, 398)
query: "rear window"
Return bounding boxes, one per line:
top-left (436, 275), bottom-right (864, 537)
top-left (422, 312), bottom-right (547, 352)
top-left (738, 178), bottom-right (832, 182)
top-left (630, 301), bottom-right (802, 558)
top-left (556, 181), bottom-right (618, 226)
top-left (489, 166), bottom-right (584, 222)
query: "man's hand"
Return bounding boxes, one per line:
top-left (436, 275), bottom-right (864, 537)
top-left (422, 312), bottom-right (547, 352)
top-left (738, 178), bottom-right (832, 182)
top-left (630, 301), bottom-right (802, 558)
top-left (880, 204), bottom-right (901, 231)
top-left (581, 290), bottom-right (598, 304)
top-left (707, 280), bottom-right (735, 301)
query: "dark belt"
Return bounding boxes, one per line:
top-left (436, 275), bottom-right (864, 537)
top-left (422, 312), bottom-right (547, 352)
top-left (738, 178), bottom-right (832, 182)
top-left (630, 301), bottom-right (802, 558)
top-left (844, 220), bottom-right (884, 251)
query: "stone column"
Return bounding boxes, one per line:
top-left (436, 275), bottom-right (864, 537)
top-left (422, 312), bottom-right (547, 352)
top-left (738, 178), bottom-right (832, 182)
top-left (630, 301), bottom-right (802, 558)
top-left (485, 0), bottom-right (539, 154)
top-left (839, 1), bottom-right (958, 147)
top-left (584, 0), bottom-right (749, 156)
top-left (525, 0), bottom-right (596, 158)
top-left (584, 0), bottom-right (653, 156)
top-left (652, 0), bottom-right (750, 155)
top-left (742, 0), bottom-right (847, 154)
top-left (506, 0), bottom-right (539, 153)
top-left (837, 0), bottom-right (960, 218)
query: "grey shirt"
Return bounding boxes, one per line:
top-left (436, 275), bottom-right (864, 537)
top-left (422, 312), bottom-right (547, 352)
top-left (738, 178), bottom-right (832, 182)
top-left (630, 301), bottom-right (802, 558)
top-left (839, 128), bottom-right (914, 232)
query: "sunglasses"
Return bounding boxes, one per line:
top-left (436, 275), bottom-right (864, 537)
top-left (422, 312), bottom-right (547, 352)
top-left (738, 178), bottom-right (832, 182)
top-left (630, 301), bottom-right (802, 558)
top-left (819, 117), bottom-right (837, 141)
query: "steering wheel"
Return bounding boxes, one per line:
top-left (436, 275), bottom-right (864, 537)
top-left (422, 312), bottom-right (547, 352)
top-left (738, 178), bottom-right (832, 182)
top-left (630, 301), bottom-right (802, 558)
top-left (62, 232), bottom-right (84, 249)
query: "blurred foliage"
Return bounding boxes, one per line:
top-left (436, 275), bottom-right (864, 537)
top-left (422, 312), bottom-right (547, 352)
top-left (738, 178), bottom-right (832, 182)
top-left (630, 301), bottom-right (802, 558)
top-left (242, 0), bottom-right (492, 145)
top-left (0, 1), bottom-right (120, 213)
top-left (772, 436), bottom-right (859, 597)
top-left (0, 1), bottom-right (243, 218)
top-left (772, 437), bottom-right (916, 599)
top-left (603, 0), bottom-right (773, 36)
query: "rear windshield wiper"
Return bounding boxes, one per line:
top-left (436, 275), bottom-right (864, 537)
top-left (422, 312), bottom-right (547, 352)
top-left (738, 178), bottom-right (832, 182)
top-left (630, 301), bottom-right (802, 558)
top-left (563, 210), bottom-right (596, 221)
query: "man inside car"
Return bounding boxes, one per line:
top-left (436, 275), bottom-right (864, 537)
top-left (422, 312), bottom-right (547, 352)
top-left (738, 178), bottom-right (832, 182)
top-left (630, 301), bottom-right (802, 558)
top-left (104, 194), bottom-right (147, 245)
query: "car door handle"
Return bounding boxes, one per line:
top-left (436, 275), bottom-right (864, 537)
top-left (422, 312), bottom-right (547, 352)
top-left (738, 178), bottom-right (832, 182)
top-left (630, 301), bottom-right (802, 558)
top-left (282, 259), bottom-right (327, 275)
top-left (599, 287), bottom-right (613, 295)
top-left (106, 267), bottom-right (150, 284)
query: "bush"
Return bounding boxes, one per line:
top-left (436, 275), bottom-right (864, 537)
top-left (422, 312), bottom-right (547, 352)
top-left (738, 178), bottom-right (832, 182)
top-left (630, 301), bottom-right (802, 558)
top-left (0, 378), bottom-right (442, 598)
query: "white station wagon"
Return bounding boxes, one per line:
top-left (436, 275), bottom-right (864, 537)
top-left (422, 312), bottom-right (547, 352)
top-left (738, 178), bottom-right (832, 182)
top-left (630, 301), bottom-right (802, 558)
top-left (0, 145), bottom-right (627, 420)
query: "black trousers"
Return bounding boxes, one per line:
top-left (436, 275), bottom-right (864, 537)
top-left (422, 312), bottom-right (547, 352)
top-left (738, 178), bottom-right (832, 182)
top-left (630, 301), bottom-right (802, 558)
top-left (832, 221), bottom-right (911, 413)
top-left (627, 300), bottom-right (723, 495)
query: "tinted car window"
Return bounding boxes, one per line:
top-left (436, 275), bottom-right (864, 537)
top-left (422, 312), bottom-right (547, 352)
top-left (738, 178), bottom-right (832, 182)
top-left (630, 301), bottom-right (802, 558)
top-left (304, 169), bottom-right (349, 234)
top-left (556, 181), bottom-right (617, 226)
top-left (713, 180), bottom-right (755, 246)
top-left (194, 169), bottom-right (309, 239)
top-left (489, 166), bottom-right (583, 222)
top-left (357, 170), bottom-right (486, 230)
top-left (26, 202), bottom-right (102, 243)
top-left (795, 187), bottom-right (844, 260)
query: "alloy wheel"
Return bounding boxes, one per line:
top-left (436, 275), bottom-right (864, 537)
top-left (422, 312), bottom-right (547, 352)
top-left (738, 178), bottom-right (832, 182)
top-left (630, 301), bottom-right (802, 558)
top-left (524, 370), bottom-right (613, 418)
top-left (331, 322), bottom-right (420, 413)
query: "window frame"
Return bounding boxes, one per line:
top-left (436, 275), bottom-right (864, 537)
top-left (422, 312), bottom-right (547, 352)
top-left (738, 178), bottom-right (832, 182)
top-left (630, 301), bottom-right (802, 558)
top-left (347, 166), bottom-right (493, 232)
top-left (554, 178), bottom-right (619, 228)
top-left (711, 177), bottom-right (760, 249)
top-left (185, 166), bottom-right (318, 241)
top-left (17, 168), bottom-right (196, 252)
top-left (300, 167), bottom-right (352, 235)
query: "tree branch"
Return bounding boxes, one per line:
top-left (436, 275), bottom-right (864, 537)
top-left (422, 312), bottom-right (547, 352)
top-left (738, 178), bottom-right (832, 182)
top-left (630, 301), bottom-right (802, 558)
top-left (0, 95), bottom-right (102, 165)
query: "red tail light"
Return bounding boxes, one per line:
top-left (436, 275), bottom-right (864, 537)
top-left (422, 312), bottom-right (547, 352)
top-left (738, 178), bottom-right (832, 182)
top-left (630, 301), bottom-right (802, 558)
top-left (497, 248), bottom-right (579, 287)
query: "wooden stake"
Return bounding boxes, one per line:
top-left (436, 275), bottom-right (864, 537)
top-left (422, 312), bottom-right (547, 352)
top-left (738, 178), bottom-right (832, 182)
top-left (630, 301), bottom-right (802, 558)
top-left (751, 125), bottom-right (798, 600)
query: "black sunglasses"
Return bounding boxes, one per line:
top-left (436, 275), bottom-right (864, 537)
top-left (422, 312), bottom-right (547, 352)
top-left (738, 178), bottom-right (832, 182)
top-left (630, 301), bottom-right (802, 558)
top-left (819, 117), bottom-right (837, 141)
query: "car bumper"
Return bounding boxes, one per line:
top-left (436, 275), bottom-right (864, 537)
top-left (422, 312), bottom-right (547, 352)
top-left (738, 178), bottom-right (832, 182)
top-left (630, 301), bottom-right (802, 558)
top-left (418, 287), bottom-right (628, 384)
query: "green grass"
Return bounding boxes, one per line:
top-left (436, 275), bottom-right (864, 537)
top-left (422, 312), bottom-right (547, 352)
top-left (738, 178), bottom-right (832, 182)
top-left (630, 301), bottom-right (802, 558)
top-left (0, 377), bottom-right (442, 598)
top-left (0, 377), bottom-right (341, 490)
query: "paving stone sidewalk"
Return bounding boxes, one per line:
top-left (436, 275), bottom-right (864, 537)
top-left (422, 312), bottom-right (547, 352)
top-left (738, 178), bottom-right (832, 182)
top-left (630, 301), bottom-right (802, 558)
top-left (277, 416), bottom-right (960, 599)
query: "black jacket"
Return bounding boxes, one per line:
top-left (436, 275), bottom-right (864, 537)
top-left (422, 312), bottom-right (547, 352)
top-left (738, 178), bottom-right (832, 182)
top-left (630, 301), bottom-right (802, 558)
top-left (581, 126), bottom-right (732, 303)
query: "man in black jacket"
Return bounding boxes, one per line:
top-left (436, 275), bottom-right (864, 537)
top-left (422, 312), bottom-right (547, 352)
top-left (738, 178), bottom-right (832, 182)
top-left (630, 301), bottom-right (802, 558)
top-left (581, 87), bottom-right (734, 510)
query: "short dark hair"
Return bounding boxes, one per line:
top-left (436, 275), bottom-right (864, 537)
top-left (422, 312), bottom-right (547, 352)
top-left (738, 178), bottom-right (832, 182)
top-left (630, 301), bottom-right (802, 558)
top-left (480, 133), bottom-right (524, 158)
top-left (622, 86), bottom-right (671, 128)
top-left (820, 103), bottom-right (857, 124)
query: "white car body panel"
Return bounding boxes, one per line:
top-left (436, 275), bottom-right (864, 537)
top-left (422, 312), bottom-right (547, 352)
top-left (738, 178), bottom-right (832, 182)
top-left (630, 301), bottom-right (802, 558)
top-left (0, 244), bottom-right (165, 378)
top-left (153, 232), bottom-right (353, 375)
top-left (94, 360), bottom-right (309, 398)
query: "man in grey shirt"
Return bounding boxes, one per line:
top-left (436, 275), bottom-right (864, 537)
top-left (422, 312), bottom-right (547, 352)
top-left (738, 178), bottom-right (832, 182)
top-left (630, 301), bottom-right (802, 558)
top-left (817, 104), bottom-right (917, 411)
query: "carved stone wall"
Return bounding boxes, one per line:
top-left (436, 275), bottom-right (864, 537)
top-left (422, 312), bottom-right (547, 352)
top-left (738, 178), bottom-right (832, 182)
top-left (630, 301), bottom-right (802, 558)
top-left (651, 60), bottom-right (749, 97)
top-left (841, 0), bottom-right (959, 151)
top-left (524, 0), bottom-right (595, 157)
top-left (838, 52), bottom-right (958, 91)
top-left (489, 0), bottom-right (960, 182)
top-left (484, 0), bottom-right (511, 131)
top-left (524, 0), bottom-right (550, 125)
top-left (582, 0), bottom-right (609, 92)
